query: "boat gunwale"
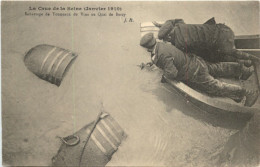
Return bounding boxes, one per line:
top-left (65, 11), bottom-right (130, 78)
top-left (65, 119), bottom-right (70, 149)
top-left (164, 77), bottom-right (259, 114)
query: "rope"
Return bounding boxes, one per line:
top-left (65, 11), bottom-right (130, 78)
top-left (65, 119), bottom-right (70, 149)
top-left (57, 135), bottom-right (80, 146)
top-left (78, 110), bottom-right (104, 166)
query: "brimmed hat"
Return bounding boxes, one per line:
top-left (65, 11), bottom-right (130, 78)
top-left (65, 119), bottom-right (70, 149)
top-left (140, 33), bottom-right (156, 48)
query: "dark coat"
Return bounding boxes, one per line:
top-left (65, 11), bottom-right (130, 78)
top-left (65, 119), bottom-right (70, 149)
top-left (158, 17), bottom-right (215, 41)
top-left (171, 23), bottom-right (234, 62)
top-left (172, 23), bottom-right (218, 53)
top-left (152, 42), bottom-right (247, 102)
top-left (153, 42), bottom-right (204, 81)
top-left (157, 18), bottom-right (234, 62)
top-left (157, 19), bottom-right (185, 40)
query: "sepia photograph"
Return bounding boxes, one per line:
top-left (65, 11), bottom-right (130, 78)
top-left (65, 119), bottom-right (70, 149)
top-left (1, 1), bottom-right (260, 166)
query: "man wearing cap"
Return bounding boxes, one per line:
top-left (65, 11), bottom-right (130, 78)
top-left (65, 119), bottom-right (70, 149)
top-left (140, 33), bottom-right (259, 107)
top-left (153, 18), bottom-right (257, 64)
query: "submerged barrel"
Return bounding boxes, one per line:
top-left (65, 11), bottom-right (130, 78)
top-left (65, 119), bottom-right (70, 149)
top-left (52, 112), bottom-right (127, 166)
top-left (24, 44), bottom-right (78, 86)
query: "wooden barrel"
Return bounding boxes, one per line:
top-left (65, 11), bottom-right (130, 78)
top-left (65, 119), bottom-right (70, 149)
top-left (24, 44), bottom-right (78, 86)
top-left (52, 113), bottom-right (127, 166)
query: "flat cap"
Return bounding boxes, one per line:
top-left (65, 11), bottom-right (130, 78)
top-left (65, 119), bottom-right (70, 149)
top-left (140, 33), bottom-right (156, 48)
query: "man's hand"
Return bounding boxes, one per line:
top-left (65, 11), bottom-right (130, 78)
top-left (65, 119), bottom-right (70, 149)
top-left (137, 63), bottom-right (145, 70)
top-left (138, 62), bottom-right (154, 70)
top-left (161, 75), bottom-right (167, 83)
top-left (146, 62), bottom-right (153, 67)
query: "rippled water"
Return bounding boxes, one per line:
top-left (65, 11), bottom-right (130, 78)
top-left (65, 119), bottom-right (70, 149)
top-left (2, 1), bottom-right (259, 166)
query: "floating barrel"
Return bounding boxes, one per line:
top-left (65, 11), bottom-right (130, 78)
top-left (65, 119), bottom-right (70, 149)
top-left (52, 112), bottom-right (127, 166)
top-left (24, 44), bottom-right (78, 86)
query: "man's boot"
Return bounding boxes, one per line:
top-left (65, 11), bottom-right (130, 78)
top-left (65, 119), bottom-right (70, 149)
top-left (223, 85), bottom-right (246, 103)
top-left (238, 59), bottom-right (252, 67)
top-left (232, 50), bottom-right (260, 61)
top-left (161, 75), bottom-right (167, 83)
top-left (230, 89), bottom-right (246, 103)
top-left (245, 90), bottom-right (259, 107)
top-left (240, 66), bottom-right (254, 80)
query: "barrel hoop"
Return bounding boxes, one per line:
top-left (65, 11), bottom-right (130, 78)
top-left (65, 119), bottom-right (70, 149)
top-left (100, 120), bottom-right (120, 143)
top-left (54, 54), bottom-right (76, 85)
top-left (52, 52), bottom-right (71, 80)
top-left (96, 124), bottom-right (117, 150)
top-left (105, 116), bottom-right (123, 135)
top-left (46, 51), bottom-right (64, 80)
top-left (40, 47), bottom-right (56, 73)
top-left (86, 129), bottom-right (107, 154)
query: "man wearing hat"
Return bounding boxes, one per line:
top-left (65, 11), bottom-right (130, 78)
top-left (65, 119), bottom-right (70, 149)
top-left (140, 33), bottom-right (259, 107)
top-left (153, 18), bottom-right (257, 64)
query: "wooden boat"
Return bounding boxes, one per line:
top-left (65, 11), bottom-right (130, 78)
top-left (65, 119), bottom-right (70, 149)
top-left (140, 22), bottom-right (260, 113)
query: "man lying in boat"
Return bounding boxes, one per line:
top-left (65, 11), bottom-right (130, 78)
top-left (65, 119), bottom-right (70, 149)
top-left (140, 33), bottom-right (259, 107)
top-left (152, 18), bottom-right (257, 65)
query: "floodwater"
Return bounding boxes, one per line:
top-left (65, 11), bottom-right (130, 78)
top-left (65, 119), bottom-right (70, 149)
top-left (2, 1), bottom-right (259, 167)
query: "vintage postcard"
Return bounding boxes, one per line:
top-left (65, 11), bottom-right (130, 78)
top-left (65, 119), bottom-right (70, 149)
top-left (1, 1), bottom-right (260, 166)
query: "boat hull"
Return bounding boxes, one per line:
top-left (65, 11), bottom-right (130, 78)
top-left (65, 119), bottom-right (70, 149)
top-left (140, 22), bottom-right (260, 111)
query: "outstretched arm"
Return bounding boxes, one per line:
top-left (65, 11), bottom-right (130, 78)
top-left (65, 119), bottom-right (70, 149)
top-left (157, 19), bottom-right (185, 40)
top-left (153, 19), bottom-right (185, 28)
top-left (152, 21), bottom-right (163, 28)
top-left (138, 62), bottom-right (154, 70)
